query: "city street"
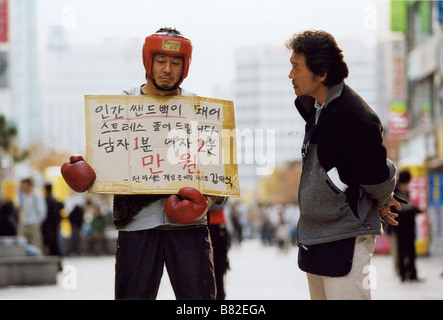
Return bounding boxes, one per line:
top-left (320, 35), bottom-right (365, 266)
top-left (0, 239), bottom-right (442, 300)
top-left (2, 3), bottom-right (443, 315)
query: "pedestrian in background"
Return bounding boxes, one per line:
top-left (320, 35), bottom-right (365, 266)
top-left (391, 170), bottom-right (422, 282)
top-left (286, 30), bottom-right (401, 300)
top-left (42, 183), bottom-right (64, 256)
top-left (275, 210), bottom-right (291, 253)
top-left (87, 203), bottom-right (109, 255)
top-left (68, 203), bottom-right (84, 256)
top-left (208, 202), bottom-right (231, 300)
top-left (230, 201), bottom-right (244, 245)
top-left (0, 198), bottom-right (18, 236)
top-left (18, 178), bottom-right (47, 252)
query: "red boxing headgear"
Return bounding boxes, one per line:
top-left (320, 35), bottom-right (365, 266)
top-left (142, 28), bottom-right (192, 87)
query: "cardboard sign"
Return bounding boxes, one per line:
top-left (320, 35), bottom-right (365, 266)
top-left (85, 95), bottom-right (239, 197)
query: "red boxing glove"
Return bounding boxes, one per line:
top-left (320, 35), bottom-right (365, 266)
top-left (164, 187), bottom-right (209, 224)
top-left (61, 154), bottom-right (96, 193)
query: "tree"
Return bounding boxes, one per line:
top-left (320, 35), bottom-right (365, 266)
top-left (0, 114), bottom-right (29, 163)
top-left (258, 161), bottom-right (302, 205)
top-left (0, 114), bottom-right (17, 151)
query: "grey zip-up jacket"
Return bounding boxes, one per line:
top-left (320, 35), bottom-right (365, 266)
top-left (296, 82), bottom-right (397, 246)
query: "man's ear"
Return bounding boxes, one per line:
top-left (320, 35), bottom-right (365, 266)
top-left (316, 72), bottom-right (327, 84)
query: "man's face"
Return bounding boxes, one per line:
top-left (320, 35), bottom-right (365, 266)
top-left (20, 182), bottom-right (31, 194)
top-left (288, 52), bottom-right (324, 97)
top-left (151, 54), bottom-right (184, 90)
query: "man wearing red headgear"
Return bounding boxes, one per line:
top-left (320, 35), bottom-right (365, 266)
top-left (142, 28), bottom-right (192, 92)
top-left (61, 27), bottom-right (223, 299)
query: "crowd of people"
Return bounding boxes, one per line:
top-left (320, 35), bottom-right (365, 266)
top-left (0, 176), bottom-right (300, 259)
top-left (227, 200), bottom-right (300, 253)
top-left (0, 177), bottom-right (114, 258)
top-left (0, 173), bottom-right (433, 296)
top-left (3, 175), bottom-right (416, 262)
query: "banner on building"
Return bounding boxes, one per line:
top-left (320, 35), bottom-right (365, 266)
top-left (0, 50), bottom-right (7, 88)
top-left (428, 172), bottom-right (443, 255)
top-left (401, 163), bottom-right (428, 256)
top-left (0, 0), bottom-right (8, 43)
top-left (388, 102), bottom-right (408, 138)
top-left (390, 0), bottom-right (407, 32)
top-left (85, 95), bottom-right (240, 197)
top-left (388, 40), bottom-right (408, 138)
top-left (439, 0), bottom-right (443, 25)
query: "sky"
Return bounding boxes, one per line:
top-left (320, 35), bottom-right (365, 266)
top-left (37, 0), bottom-right (385, 96)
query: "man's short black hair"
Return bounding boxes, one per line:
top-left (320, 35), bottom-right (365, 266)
top-left (398, 170), bottom-right (411, 184)
top-left (21, 178), bottom-right (33, 186)
top-left (285, 30), bottom-right (349, 87)
top-left (155, 27), bottom-right (183, 37)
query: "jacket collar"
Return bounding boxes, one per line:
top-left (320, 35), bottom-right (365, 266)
top-left (294, 81), bottom-right (344, 123)
top-left (322, 81), bottom-right (343, 109)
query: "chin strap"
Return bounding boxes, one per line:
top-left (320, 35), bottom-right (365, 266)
top-left (152, 79), bottom-right (181, 92)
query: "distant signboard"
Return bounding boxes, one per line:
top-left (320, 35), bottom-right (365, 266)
top-left (0, 0), bottom-right (7, 43)
top-left (429, 172), bottom-right (443, 207)
top-left (0, 51), bottom-right (7, 88)
top-left (388, 41), bottom-right (408, 138)
top-left (85, 95), bottom-right (240, 197)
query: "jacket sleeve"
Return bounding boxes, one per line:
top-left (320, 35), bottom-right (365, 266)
top-left (346, 111), bottom-right (390, 183)
top-left (343, 106), bottom-right (397, 206)
top-left (361, 159), bottom-right (397, 206)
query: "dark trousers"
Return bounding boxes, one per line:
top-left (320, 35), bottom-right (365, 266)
top-left (209, 224), bottom-right (230, 300)
top-left (397, 234), bottom-right (417, 281)
top-left (115, 227), bottom-right (216, 300)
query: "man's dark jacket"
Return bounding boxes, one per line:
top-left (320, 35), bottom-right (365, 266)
top-left (296, 84), bottom-right (389, 185)
top-left (294, 83), bottom-right (396, 245)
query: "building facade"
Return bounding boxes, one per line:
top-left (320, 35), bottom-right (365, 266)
top-left (389, 0), bottom-right (443, 255)
top-left (41, 27), bottom-right (143, 153)
top-left (9, 0), bottom-right (40, 148)
top-left (233, 45), bottom-right (304, 192)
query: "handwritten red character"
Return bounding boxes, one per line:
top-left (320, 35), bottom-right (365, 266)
top-left (179, 153), bottom-right (199, 174)
top-left (142, 153), bottom-right (165, 174)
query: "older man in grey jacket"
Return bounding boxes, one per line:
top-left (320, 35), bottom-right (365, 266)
top-left (287, 30), bottom-right (401, 300)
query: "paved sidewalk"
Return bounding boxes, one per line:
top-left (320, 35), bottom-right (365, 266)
top-left (0, 239), bottom-right (442, 300)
